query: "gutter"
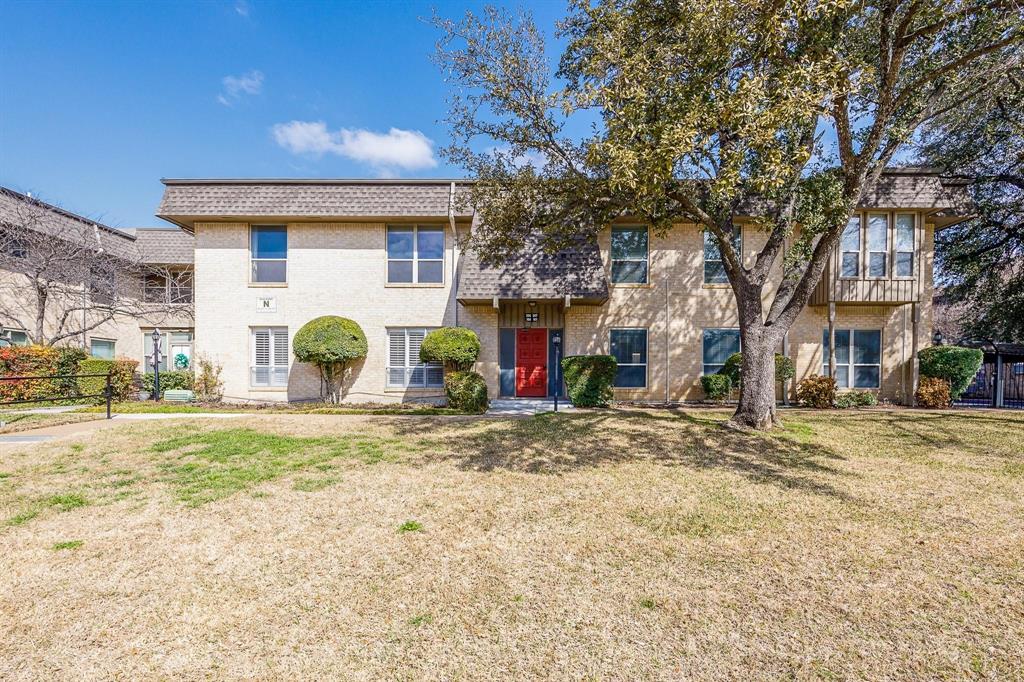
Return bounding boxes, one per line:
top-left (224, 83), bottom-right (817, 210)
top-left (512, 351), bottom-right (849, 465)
top-left (448, 182), bottom-right (459, 327)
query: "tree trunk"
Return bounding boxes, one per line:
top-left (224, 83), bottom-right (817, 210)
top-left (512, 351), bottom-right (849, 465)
top-left (320, 362), bottom-right (347, 404)
top-left (730, 331), bottom-right (781, 430)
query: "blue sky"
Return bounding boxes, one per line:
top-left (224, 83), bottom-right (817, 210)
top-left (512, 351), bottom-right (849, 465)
top-left (0, 0), bottom-right (569, 228)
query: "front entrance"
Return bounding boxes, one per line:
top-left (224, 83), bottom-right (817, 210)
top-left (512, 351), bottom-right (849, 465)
top-left (515, 328), bottom-right (548, 397)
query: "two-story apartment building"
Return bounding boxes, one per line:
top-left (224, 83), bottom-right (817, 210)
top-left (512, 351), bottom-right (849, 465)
top-left (0, 186), bottom-right (194, 368)
top-left (156, 170), bottom-right (969, 404)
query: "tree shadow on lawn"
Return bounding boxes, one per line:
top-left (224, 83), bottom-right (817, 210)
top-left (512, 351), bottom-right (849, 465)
top-left (396, 410), bottom-right (852, 498)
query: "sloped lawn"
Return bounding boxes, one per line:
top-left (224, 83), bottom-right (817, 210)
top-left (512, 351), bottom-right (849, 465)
top-left (0, 409), bottom-right (1022, 680)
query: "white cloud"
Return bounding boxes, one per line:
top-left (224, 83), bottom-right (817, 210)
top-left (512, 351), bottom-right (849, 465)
top-left (271, 121), bottom-right (438, 174)
top-left (218, 70), bottom-right (263, 105)
top-left (234, 0), bottom-right (250, 17)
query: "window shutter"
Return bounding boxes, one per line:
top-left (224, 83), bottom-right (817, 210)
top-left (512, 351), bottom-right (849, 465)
top-left (388, 329), bottom-right (407, 386)
top-left (272, 329), bottom-right (289, 367)
top-left (254, 330), bottom-right (271, 366)
top-left (407, 329), bottom-right (426, 386)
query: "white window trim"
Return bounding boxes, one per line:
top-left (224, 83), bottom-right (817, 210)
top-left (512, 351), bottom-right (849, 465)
top-left (823, 329), bottom-right (882, 389)
top-left (386, 327), bottom-right (444, 389)
top-left (250, 327), bottom-right (289, 388)
top-left (610, 327), bottom-right (649, 389)
top-left (840, 214), bottom-right (862, 279)
top-left (386, 225), bottom-right (445, 285)
top-left (610, 225), bottom-right (650, 285)
top-left (703, 226), bottom-right (742, 285)
top-left (865, 213), bottom-right (889, 279)
top-left (702, 327), bottom-right (741, 376)
top-left (250, 225), bottom-right (288, 285)
top-left (894, 212), bottom-right (916, 279)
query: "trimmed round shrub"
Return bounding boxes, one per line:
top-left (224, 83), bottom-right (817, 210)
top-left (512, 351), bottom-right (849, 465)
top-left (916, 376), bottom-right (951, 409)
top-left (796, 374), bottom-right (837, 409)
top-left (77, 358), bottom-right (138, 403)
top-left (293, 316), bottom-right (368, 403)
top-left (420, 327), bottom-right (480, 371)
top-left (561, 355), bottom-right (617, 407)
top-left (720, 352), bottom-right (796, 387)
top-left (918, 345), bottom-right (983, 400)
top-left (444, 370), bottom-right (488, 413)
top-left (701, 373), bottom-right (732, 402)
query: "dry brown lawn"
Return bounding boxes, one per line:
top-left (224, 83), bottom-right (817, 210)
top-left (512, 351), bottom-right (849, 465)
top-left (1, 408), bottom-right (1022, 680)
top-left (0, 411), bottom-right (103, 435)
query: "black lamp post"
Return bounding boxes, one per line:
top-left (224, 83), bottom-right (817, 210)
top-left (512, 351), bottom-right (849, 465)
top-left (151, 328), bottom-right (162, 401)
top-left (551, 331), bottom-right (562, 412)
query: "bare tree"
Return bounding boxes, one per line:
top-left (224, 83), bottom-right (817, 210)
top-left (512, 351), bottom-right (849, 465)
top-left (0, 188), bottom-right (192, 346)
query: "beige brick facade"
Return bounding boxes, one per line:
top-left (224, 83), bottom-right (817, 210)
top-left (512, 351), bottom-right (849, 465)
top-left (194, 214), bottom-right (933, 405)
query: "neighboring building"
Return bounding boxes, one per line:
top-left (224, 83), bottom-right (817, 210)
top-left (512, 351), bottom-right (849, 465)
top-left (156, 170), bottom-right (969, 404)
top-left (0, 187), bottom-right (194, 370)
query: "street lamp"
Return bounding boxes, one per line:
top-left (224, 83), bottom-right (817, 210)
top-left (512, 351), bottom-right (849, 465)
top-left (551, 331), bottom-right (562, 412)
top-left (151, 328), bottom-right (162, 401)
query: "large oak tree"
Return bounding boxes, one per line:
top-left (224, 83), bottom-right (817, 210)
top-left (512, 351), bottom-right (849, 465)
top-left (435, 0), bottom-right (1023, 429)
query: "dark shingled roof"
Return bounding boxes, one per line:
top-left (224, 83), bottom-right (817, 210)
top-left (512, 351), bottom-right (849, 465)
top-left (858, 168), bottom-right (971, 210)
top-left (457, 237), bottom-right (609, 303)
top-left (158, 179), bottom-right (473, 228)
top-left (126, 228), bottom-right (195, 264)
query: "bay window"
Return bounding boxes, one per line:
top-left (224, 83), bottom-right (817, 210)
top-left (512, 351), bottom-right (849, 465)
top-left (895, 214), bottom-right (915, 277)
top-left (866, 214), bottom-right (889, 277)
top-left (840, 215), bottom-right (861, 278)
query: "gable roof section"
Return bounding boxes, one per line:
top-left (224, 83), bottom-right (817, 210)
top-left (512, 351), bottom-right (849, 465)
top-left (158, 179), bottom-right (473, 229)
top-left (130, 228), bottom-right (195, 264)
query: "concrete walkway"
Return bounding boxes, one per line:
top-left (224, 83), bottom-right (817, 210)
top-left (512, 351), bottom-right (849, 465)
top-left (486, 398), bottom-right (575, 416)
top-left (0, 412), bottom-right (247, 448)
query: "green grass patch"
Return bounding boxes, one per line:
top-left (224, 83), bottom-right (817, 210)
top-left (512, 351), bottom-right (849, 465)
top-left (398, 520), bottom-right (423, 533)
top-left (408, 613), bottom-right (433, 626)
top-left (52, 540), bottom-right (84, 550)
top-left (46, 493), bottom-right (89, 511)
top-left (293, 476), bottom-right (339, 492)
top-left (150, 428), bottom-right (414, 506)
top-left (6, 508), bottom-right (40, 526)
top-left (639, 597), bottom-right (657, 609)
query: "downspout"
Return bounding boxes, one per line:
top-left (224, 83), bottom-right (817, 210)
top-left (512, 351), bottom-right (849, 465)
top-left (84, 223), bottom-right (106, 350)
top-left (448, 181), bottom-right (459, 327)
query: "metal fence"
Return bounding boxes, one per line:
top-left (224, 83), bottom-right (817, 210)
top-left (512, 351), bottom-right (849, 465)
top-left (0, 372), bottom-right (114, 418)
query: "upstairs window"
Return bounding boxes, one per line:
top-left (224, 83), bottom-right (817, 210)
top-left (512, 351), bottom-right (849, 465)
top-left (610, 226), bottom-right (649, 284)
top-left (387, 225), bottom-right (444, 283)
top-left (143, 271), bottom-right (192, 303)
top-left (0, 329), bottom-right (29, 347)
top-left (251, 225), bottom-right (287, 283)
top-left (143, 274), bottom-right (167, 303)
top-left (6, 238), bottom-right (28, 259)
top-left (866, 214), bottom-right (888, 278)
top-left (387, 327), bottom-right (444, 388)
top-left (89, 265), bottom-right (116, 304)
top-left (170, 271), bottom-right (193, 303)
top-left (703, 328), bottom-right (740, 375)
top-left (895, 214), bottom-right (915, 277)
top-left (704, 227), bottom-right (742, 284)
top-left (840, 215), bottom-right (861, 278)
top-left (822, 329), bottom-right (881, 389)
top-left (610, 329), bottom-right (648, 388)
top-left (251, 327), bottom-right (289, 387)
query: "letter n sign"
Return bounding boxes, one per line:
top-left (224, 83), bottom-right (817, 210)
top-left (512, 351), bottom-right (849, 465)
top-left (256, 296), bottom-right (276, 313)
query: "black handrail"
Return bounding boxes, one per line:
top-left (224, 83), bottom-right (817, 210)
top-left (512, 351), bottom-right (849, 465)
top-left (0, 371), bottom-right (114, 418)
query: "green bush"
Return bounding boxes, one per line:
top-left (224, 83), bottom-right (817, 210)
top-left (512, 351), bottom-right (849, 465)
top-left (561, 355), bottom-right (617, 407)
top-left (796, 375), bottom-right (837, 409)
top-left (720, 352), bottom-right (796, 387)
top-left (193, 354), bottom-right (224, 402)
top-left (918, 345), bottom-right (983, 400)
top-left (141, 370), bottom-right (194, 396)
top-left (77, 358), bottom-right (138, 403)
top-left (55, 347), bottom-right (88, 398)
top-left (444, 370), bottom-right (488, 413)
top-left (293, 316), bottom-right (368, 403)
top-left (420, 327), bottom-right (481, 370)
top-left (835, 390), bottom-right (878, 409)
top-left (0, 345), bottom-right (87, 402)
top-left (700, 373), bottom-right (732, 402)
top-left (916, 376), bottom-right (951, 408)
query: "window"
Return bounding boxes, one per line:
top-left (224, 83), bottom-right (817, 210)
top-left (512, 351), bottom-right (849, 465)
top-left (6, 238), bottom-right (28, 259)
top-left (143, 274), bottom-right (167, 303)
top-left (611, 225), bottom-right (649, 284)
top-left (251, 225), bottom-right (287, 283)
top-left (89, 338), bottom-right (115, 360)
top-left (89, 265), bottom-right (115, 303)
top-left (704, 226), bottom-right (742, 284)
top-left (866, 214), bottom-right (888, 277)
top-left (703, 328), bottom-right (741, 375)
top-left (0, 329), bottom-right (28, 347)
top-left (387, 328), bottom-right (444, 388)
top-left (895, 214), bottom-right (915, 277)
top-left (610, 329), bottom-right (647, 388)
top-left (143, 330), bottom-right (193, 372)
top-left (840, 215), bottom-right (861, 278)
top-left (822, 329), bottom-right (881, 389)
top-left (387, 225), bottom-right (444, 283)
top-left (170, 271), bottom-right (193, 303)
top-left (251, 327), bottom-right (289, 387)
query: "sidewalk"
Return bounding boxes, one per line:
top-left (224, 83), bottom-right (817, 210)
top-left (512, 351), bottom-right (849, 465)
top-left (0, 412), bottom-right (247, 447)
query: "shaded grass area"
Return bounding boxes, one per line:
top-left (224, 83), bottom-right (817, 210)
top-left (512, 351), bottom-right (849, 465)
top-left (1, 409), bottom-right (1022, 679)
top-left (79, 402), bottom-right (461, 415)
top-left (0, 411), bottom-right (103, 434)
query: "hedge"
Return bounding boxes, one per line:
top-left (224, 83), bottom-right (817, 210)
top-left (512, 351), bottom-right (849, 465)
top-left (77, 358), bottom-right (138, 403)
top-left (444, 370), bottom-right (489, 413)
top-left (0, 345), bottom-right (87, 402)
top-left (561, 355), bottom-right (617, 407)
top-left (420, 327), bottom-right (480, 370)
top-left (720, 352), bottom-right (796, 388)
top-left (918, 345), bottom-right (983, 400)
top-left (141, 370), bottom-right (194, 396)
top-left (700, 374), bottom-right (731, 402)
top-left (834, 390), bottom-right (879, 409)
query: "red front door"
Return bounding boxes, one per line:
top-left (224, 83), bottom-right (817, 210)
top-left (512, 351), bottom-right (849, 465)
top-left (516, 328), bottom-right (547, 397)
